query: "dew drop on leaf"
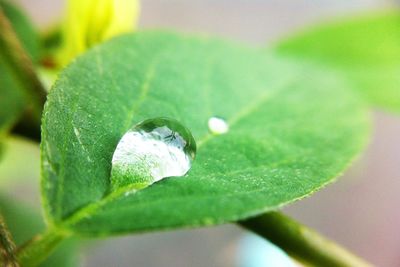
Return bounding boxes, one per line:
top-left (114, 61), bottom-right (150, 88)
top-left (110, 117), bottom-right (196, 190)
top-left (208, 116), bottom-right (229, 135)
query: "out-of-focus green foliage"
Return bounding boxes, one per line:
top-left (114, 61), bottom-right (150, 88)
top-left (0, 0), bottom-right (39, 139)
top-left (0, 0), bottom-right (39, 61)
top-left (0, 137), bottom-right (39, 186)
top-left (275, 11), bottom-right (400, 112)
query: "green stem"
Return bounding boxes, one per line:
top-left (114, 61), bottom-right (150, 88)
top-left (16, 228), bottom-right (69, 267)
top-left (14, 125), bottom-right (373, 267)
top-left (0, 6), bottom-right (46, 142)
top-left (240, 211), bottom-right (372, 267)
top-left (0, 214), bottom-right (19, 267)
top-left (2, 6), bottom-right (372, 265)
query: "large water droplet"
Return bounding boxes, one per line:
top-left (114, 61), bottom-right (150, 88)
top-left (111, 117), bottom-right (196, 190)
top-left (208, 116), bottom-right (229, 135)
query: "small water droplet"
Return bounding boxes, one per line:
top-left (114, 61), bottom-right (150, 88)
top-left (111, 117), bottom-right (196, 190)
top-left (208, 116), bottom-right (229, 135)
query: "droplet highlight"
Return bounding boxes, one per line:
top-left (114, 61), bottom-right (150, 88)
top-left (111, 117), bottom-right (196, 190)
top-left (208, 116), bottom-right (229, 135)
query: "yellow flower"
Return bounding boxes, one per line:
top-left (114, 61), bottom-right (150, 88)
top-left (60, 0), bottom-right (140, 66)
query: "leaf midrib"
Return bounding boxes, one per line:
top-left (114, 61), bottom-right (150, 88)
top-left (50, 50), bottom-right (158, 220)
top-left (197, 78), bottom-right (297, 148)
top-left (55, 75), bottom-right (299, 228)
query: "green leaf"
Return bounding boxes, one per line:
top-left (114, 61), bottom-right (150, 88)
top-left (0, 0), bottom-right (40, 136)
top-left (275, 11), bottom-right (400, 112)
top-left (41, 31), bottom-right (370, 235)
top-left (0, 55), bottom-right (26, 134)
top-left (0, 195), bottom-right (79, 267)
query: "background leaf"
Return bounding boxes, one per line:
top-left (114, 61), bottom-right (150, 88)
top-left (42, 31), bottom-right (370, 235)
top-left (0, 57), bottom-right (26, 135)
top-left (0, 0), bottom-right (39, 61)
top-left (0, 0), bottom-right (39, 136)
top-left (275, 11), bottom-right (400, 112)
top-left (0, 194), bottom-right (79, 267)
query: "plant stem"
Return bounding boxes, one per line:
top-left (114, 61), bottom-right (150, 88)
top-left (0, 6), bottom-right (46, 141)
top-left (13, 133), bottom-right (373, 267)
top-left (0, 214), bottom-right (19, 267)
top-left (240, 211), bottom-right (372, 267)
top-left (0, 6), bottom-right (372, 265)
top-left (16, 228), bottom-right (69, 267)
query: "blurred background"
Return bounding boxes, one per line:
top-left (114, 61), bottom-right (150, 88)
top-left (2, 0), bottom-right (400, 266)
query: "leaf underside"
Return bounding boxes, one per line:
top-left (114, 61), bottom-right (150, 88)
top-left (275, 11), bottom-right (400, 112)
top-left (42, 31), bottom-right (370, 236)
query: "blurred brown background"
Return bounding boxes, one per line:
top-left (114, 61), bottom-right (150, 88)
top-left (5, 0), bottom-right (400, 266)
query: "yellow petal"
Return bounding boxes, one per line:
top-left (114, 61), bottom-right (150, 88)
top-left (59, 0), bottom-right (140, 66)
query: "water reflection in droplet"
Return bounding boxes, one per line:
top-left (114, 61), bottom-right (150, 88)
top-left (111, 117), bottom-right (196, 190)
